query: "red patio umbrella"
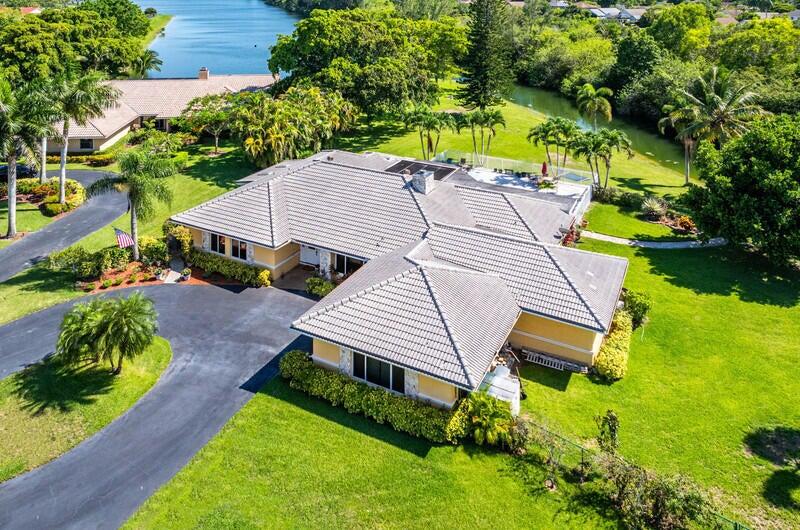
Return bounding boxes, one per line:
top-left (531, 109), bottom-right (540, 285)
top-left (541, 161), bottom-right (548, 176)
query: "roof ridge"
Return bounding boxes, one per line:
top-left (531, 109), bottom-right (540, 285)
top-left (292, 267), bottom-right (418, 326)
top-left (173, 175), bottom-right (278, 218)
top-left (266, 180), bottom-right (276, 248)
top-left (501, 192), bottom-right (540, 241)
top-left (541, 245), bottom-right (605, 330)
top-left (419, 267), bottom-right (474, 388)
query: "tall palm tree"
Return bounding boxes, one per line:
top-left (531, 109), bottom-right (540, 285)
top-left (576, 83), bottom-right (613, 130)
top-left (478, 108), bottom-right (506, 166)
top-left (597, 128), bottom-right (633, 189)
top-left (658, 104), bottom-right (697, 186)
top-left (0, 80), bottom-right (56, 238)
top-left (569, 130), bottom-right (606, 186)
top-left (55, 70), bottom-right (120, 204)
top-left (97, 292), bottom-right (158, 375)
top-left (551, 117), bottom-right (580, 176)
top-left (88, 149), bottom-right (175, 261)
top-left (130, 49), bottom-right (163, 79)
top-left (668, 67), bottom-right (765, 148)
top-left (403, 106), bottom-right (456, 160)
top-left (527, 119), bottom-right (556, 169)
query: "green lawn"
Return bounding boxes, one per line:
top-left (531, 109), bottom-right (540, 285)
top-left (520, 240), bottom-right (800, 527)
top-left (143, 14), bottom-right (172, 47)
top-left (0, 200), bottom-right (57, 248)
top-left (0, 336), bottom-right (172, 482)
top-left (337, 84), bottom-right (693, 198)
top-left (583, 203), bottom-right (695, 242)
top-left (126, 378), bottom-right (617, 529)
top-left (0, 141), bottom-right (255, 325)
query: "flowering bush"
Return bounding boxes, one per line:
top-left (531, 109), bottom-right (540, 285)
top-left (594, 310), bottom-right (633, 381)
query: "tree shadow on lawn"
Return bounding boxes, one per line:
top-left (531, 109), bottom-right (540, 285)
top-left (182, 142), bottom-right (256, 190)
top-left (632, 246), bottom-right (800, 307)
top-left (744, 427), bottom-right (800, 510)
top-left (334, 120), bottom-right (408, 154)
top-left (13, 356), bottom-right (114, 416)
top-left (260, 377), bottom-right (435, 458)
top-left (612, 177), bottom-right (686, 199)
top-left (1, 265), bottom-right (75, 296)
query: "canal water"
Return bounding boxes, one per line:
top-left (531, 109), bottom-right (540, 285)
top-left (134, 0), bottom-right (300, 78)
top-left (510, 85), bottom-right (684, 171)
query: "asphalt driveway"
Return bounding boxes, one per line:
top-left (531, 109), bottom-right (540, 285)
top-left (0, 170), bottom-right (127, 283)
top-left (0, 284), bottom-right (313, 529)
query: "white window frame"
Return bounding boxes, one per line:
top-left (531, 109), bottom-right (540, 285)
top-left (230, 238), bottom-right (248, 261)
top-left (210, 233), bottom-right (226, 255)
top-left (351, 351), bottom-right (405, 395)
top-left (333, 253), bottom-right (365, 276)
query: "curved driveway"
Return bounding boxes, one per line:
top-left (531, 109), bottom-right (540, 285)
top-left (0, 171), bottom-right (127, 283)
top-left (0, 284), bottom-right (313, 529)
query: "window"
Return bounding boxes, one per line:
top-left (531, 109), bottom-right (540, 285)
top-left (352, 352), bottom-right (405, 394)
top-left (154, 118), bottom-right (167, 131)
top-left (231, 238), bottom-right (247, 260)
top-left (333, 253), bottom-right (365, 276)
top-left (210, 233), bottom-right (226, 255)
top-left (79, 138), bottom-right (93, 150)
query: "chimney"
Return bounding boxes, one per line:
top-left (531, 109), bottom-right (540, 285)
top-left (198, 67), bottom-right (210, 80)
top-left (412, 169), bottom-right (435, 195)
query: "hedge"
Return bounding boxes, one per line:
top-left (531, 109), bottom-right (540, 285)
top-left (46, 245), bottom-right (131, 280)
top-left (187, 248), bottom-right (270, 287)
top-left (279, 350), bottom-right (469, 444)
top-left (594, 310), bottom-right (633, 381)
top-left (46, 153), bottom-right (115, 167)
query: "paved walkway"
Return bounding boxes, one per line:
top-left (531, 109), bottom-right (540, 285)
top-left (0, 284), bottom-right (313, 529)
top-left (0, 170), bottom-right (127, 283)
top-left (582, 230), bottom-right (727, 249)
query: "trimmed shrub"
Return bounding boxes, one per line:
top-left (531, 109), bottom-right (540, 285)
top-left (188, 248), bottom-right (271, 287)
top-left (138, 236), bottom-right (169, 264)
top-left (624, 290), bottom-right (652, 328)
top-left (97, 247), bottom-right (131, 272)
top-left (594, 310), bottom-right (633, 382)
top-left (100, 279), bottom-right (112, 289)
top-left (617, 191), bottom-right (645, 210)
top-left (47, 245), bottom-right (130, 280)
top-left (162, 222), bottom-right (193, 257)
top-left (445, 398), bottom-right (471, 443)
top-left (279, 350), bottom-right (463, 444)
top-left (113, 277), bottom-right (124, 286)
top-left (306, 276), bottom-right (336, 298)
top-left (675, 215), bottom-right (695, 232)
top-left (592, 186), bottom-right (620, 204)
top-left (40, 201), bottom-right (65, 217)
top-left (45, 154), bottom-right (114, 167)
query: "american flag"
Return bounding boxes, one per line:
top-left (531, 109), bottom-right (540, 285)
top-left (114, 228), bottom-right (135, 249)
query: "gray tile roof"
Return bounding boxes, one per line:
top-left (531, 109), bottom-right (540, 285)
top-left (425, 223), bottom-right (627, 332)
top-left (292, 242), bottom-right (520, 389)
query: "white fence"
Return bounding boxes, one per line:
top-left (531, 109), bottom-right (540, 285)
top-left (435, 149), bottom-right (595, 185)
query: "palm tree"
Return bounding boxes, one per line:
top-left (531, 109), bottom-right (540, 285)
top-left (88, 149), bottom-right (175, 260)
top-left (569, 130), bottom-right (606, 186)
top-left (551, 117), bottom-right (580, 176)
top-left (403, 106), bottom-right (456, 160)
top-left (527, 119), bottom-right (556, 169)
top-left (576, 83), bottom-right (613, 130)
top-left (658, 104), bottom-right (697, 186)
top-left (597, 129), bottom-right (633, 189)
top-left (56, 298), bottom-right (108, 365)
top-left (0, 80), bottom-right (56, 238)
top-left (668, 67), bottom-right (765, 148)
top-left (97, 292), bottom-right (158, 375)
top-left (130, 50), bottom-right (163, 79)
top-left (54, 70), bottom-right (120, 204)
top-left (465, 391), bottom-right (512, 446)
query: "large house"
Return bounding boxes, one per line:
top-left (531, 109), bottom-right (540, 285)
top-left (170, 151), bottom-right (627, 411)
top-left (51, 68), bottom-right (276, 154)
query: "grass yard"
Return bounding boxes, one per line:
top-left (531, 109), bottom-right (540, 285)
top-left (337, 83), bottom-right (693, 198)
top-left (0, 200), bottom-right (58, 248)
top-left (126, 378), bottom-right (618, 529)
top-left (0, 336), bottom-right (171, 483)
top-left (0, 141), bottom-right (255, 325)
top-left (583, 203), bottom-right (695, 242)
top-left (143, 14), bottom-right (172, 47)
top-left (520, 240), bottom-right (800, 528)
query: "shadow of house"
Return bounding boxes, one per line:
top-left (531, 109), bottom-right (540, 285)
top-left (13, 357), bottom-right (115, 416)
top-left (632, 246), bottom-right (800, 307)
top-left (519, 364), bottom-right (573, 392)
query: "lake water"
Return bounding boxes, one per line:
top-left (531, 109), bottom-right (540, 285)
top-left (509, 85), bottom-right (685, 172)
top-left (134, 0), bottom-right (300, 78)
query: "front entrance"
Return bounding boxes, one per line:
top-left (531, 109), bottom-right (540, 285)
top-left (300, 245), bottom-right (320, 266)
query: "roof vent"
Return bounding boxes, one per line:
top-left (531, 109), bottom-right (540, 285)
top-left (198, 67), bottom-right (210, 80)
top-left (326, 155), bottom-right (334, 161)
top-left (412, 169), bottom-right (435, 195)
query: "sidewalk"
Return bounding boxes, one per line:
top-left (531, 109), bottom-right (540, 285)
top-left (582, 230), bottom-right (727, 249)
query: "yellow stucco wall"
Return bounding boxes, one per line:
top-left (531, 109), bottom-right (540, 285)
top-left (253, 242), bottom-right (299, 266)
top-left (418, 374), bottom-right (458, 407)
top-left (312, 339), bottom-right (340, 367)
top-left (509, 312), bottom-right (604, 365)
top-left (189, 228), bottom-right (203, 248)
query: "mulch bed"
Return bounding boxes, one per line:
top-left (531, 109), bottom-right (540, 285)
top-left (77, 263), bottom-right (246, 294)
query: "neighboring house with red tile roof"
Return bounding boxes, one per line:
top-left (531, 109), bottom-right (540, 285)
top-left (49, 68), bottom-right (277, 154)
